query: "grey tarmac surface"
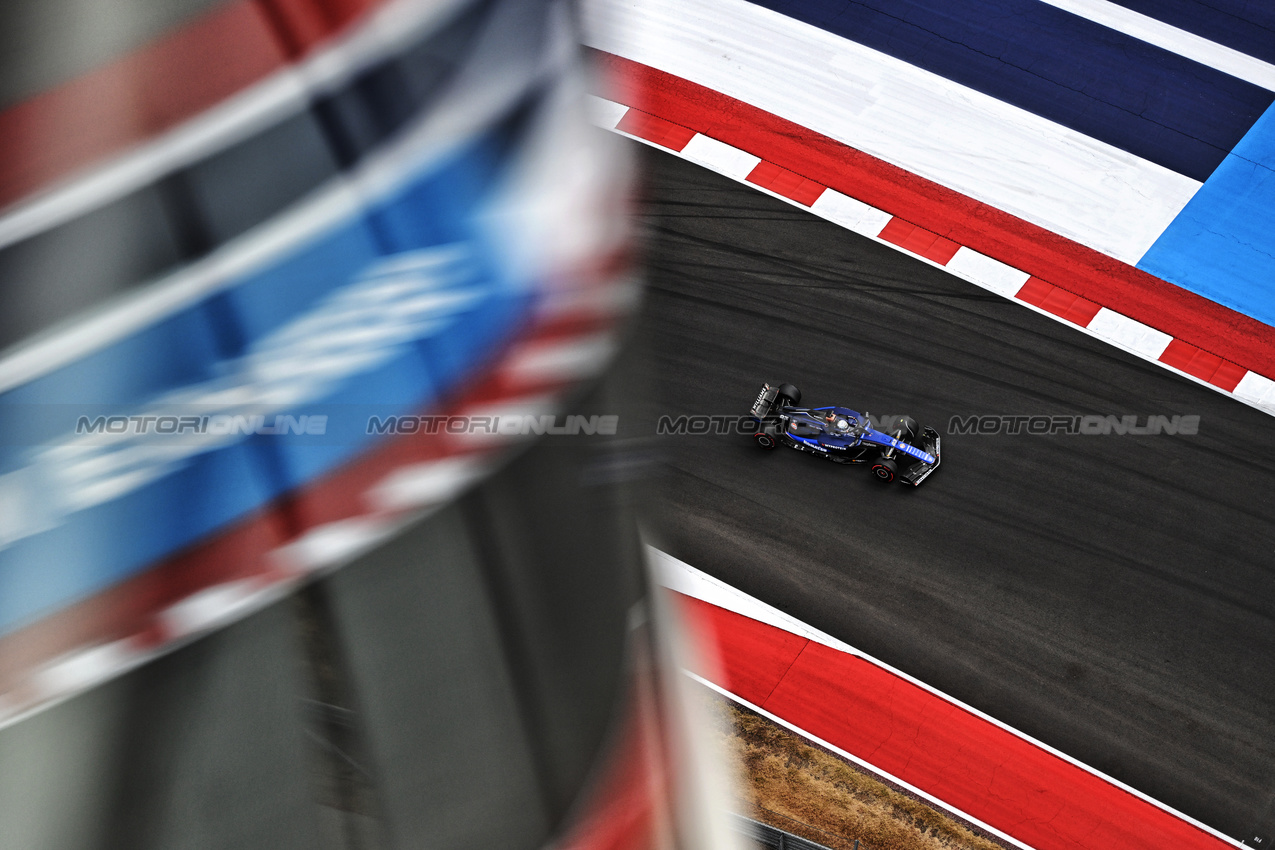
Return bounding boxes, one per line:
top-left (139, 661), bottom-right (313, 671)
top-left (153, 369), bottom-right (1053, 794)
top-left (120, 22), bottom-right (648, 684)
top-left (621, 144), bottom-right (1275, 842)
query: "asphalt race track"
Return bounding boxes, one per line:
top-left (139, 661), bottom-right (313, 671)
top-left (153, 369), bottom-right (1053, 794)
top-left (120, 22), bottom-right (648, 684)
top-left (621, 145), bottom-right (1275, 842)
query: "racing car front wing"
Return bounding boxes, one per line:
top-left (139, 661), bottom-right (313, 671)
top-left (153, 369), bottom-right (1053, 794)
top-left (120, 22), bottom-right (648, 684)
top-left (900, 427), bottom-right (941, 486)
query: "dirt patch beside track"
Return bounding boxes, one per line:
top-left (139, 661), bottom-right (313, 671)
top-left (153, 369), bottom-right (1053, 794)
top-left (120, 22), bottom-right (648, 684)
top-left (699, 685), bottom-right (1006, 850)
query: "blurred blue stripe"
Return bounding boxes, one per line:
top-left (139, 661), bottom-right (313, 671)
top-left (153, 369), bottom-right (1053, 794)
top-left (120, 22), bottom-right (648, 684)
top-left (0, 127), bottom-right (536, 637)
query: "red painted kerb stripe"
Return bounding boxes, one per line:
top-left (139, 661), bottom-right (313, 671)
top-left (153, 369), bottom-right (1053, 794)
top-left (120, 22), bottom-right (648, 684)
top-left (675, 592), bottom-right (1234, 850)
top-left (589, 50), bottom-right (1275, 382)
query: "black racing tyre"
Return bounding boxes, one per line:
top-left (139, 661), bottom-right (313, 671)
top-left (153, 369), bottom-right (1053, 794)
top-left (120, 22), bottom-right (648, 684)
top-left (776, 383), bottom-right (801, 406)
top-left (870, 457), bottom-right (898, 483)
top-left (893, 415), bottom-right (920, 443)
top-left (754, 432), bottom-right (778, 449)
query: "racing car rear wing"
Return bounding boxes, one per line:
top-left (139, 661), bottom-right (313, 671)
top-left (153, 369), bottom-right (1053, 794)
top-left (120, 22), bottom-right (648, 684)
top-left (751, 384), bottom-right (779, 420)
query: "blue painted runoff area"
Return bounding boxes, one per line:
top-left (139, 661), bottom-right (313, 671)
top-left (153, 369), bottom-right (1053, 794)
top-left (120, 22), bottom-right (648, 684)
top-left (1105, 0), bottom-right (1275, 65)
top-left (1138, 103), bottom-right (1275, 328)
top-left (743, 0), bottom-right (1273, 182)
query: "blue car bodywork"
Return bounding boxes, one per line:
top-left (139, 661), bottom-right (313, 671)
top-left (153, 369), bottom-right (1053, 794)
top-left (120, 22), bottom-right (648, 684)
top-left (748, 383), bottom-right (941, 486)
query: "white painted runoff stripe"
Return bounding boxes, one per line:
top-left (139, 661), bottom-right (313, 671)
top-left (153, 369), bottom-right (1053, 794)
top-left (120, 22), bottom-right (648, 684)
top-left (652, 547), bottom-right (1248, 850)
top-left (581, 0), bottom-right (1201, 265)
top-left (1038, 0), bottom-right (1275, 92)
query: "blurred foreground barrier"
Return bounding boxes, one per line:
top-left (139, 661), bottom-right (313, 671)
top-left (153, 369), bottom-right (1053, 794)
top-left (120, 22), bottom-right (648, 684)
top-left (0, 0), bottom-right (731, 847)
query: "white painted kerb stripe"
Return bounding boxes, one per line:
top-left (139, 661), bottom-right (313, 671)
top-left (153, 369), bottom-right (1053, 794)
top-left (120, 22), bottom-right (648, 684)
top-left (680, 135), bottom-right (762, 182)
top-left (1233, 370), bottom-right (1275, 411)
top-left (809, 188), bottom-right (892, 238)
top-left (1086, 308), bottom-right (1175, 359)
top-left (945, 247), bottom-right (1032, 298)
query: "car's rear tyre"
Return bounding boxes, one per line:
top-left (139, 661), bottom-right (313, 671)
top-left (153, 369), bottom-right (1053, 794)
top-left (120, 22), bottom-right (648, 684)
top-left (776, 383), bottom-right (801, 406)
top-left (754, 432), bottom-right (778, 449)
top-left (871, 457), bottom-right (897, 482)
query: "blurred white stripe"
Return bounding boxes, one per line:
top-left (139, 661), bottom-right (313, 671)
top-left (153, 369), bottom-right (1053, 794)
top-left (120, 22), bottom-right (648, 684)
top-left (370, 456), bottom-right (488, 511)
top-left (506, 332), bottom-right (617, 383)
top-left (160, 579), bottom-right (274, 638)
top-left (275, 516), bottom-right (399, 571)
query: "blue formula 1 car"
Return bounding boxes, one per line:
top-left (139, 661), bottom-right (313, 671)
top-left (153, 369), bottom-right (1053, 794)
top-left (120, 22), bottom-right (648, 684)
top-left (748, 383), bottom-right (941, 486)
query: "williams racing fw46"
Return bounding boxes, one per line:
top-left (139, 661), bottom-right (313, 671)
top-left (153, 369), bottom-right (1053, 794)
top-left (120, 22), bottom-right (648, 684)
top-left (749, 383), bottom-right (941, 486)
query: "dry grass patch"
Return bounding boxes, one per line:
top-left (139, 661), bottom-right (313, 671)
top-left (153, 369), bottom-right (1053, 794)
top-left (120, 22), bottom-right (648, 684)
top-left (698, 687), bottom-right (1004, 850)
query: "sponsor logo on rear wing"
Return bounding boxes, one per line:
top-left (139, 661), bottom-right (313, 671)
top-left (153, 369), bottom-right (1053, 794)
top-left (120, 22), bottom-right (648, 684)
top-left (750, 384), bottom-right (778, 419)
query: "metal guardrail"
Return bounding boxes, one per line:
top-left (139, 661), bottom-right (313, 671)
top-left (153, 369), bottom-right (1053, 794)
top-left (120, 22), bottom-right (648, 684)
top-left (728, 813), bottom-right (863, 850)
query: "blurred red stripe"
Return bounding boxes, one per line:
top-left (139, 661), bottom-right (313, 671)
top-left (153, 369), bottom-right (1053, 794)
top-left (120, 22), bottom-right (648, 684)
top-left (0, 0), bottom-right (386, 211)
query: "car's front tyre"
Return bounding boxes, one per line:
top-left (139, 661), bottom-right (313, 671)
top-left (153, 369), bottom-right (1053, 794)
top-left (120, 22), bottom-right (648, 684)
top-left (871, 457), bottom-right (897, 482)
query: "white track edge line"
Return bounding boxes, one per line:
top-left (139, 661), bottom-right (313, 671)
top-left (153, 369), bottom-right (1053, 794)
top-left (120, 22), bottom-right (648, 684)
top-left (656, 548), bottom-right (1247, 849)
top-left (686, 672), bottom-right (1038, 850)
